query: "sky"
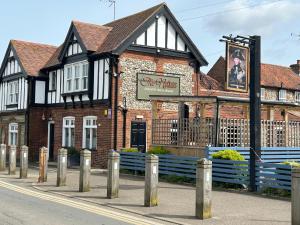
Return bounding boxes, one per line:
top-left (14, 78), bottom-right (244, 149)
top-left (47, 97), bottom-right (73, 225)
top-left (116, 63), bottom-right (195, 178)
top-left (0, 0), bottom-right (300, 73)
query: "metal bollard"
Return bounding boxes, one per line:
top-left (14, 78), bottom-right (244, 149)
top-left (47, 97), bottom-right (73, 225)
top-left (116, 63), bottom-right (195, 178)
top-left (195, 158), bottom-right (212, 220)
top-left (0, 144), bottom-right (6, 171)
top-left (57, 148), bottom-right (68, 187)
top-left (38, 147), bottom-right (48, 182)
top-left (8, 145), bottom-right (16, 175)
top-left (20, 146), bottom-right (28, 179)
top-left (292, 168), bottom-right (300, 225)
top-left (107, 150), bottom-right (120, 199)
top-left (79, 149), bottom-right (91, 192)
top-left (144, 154), bottom-right (159, 207)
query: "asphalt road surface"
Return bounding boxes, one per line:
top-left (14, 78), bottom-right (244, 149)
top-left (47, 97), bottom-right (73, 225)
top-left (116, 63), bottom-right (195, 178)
top-left (0, 180), bottom-right (161, 225)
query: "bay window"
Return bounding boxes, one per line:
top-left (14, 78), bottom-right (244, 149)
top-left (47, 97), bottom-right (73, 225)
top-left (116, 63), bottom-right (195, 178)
top-left (83, 116), bottom-right (97, 150)
top-left (8, 81), bottom-right (19, 105)
top-left (62, 117), bottom-right (75, 147)
top-left (8, 123), bottom-right (18, 146)
top-left (64, 61), bottom-right (88, 93)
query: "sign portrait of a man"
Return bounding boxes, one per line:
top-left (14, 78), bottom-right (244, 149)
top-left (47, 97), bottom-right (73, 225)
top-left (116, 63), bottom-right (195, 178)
top-left (226, 44), bottom-right (249, 92)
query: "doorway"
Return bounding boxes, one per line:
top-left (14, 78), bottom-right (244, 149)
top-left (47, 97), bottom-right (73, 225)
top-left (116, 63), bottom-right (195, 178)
top-left (130, 121), bottom-right (146, 153)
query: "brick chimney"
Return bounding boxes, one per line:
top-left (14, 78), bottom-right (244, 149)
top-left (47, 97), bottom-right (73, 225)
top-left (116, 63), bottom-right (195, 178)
top-left (290, 60), bottom-right (300, 75)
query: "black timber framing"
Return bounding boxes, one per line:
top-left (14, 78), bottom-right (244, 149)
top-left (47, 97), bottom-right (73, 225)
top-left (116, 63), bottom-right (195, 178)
top-left (111, 4), bottom-right (208, 66)
top-left (57, 22), bottom-right (88, 62)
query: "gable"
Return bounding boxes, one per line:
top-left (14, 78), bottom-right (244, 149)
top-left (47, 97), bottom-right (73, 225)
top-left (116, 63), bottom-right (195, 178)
top-left (133, 15), bottom-right (189, 52)
top-left (1, 47), bottom-right (22, 78)
top-left (58, 23), bottom-right (87, 61)
top-left (64, 35), bottom-right (83, 57)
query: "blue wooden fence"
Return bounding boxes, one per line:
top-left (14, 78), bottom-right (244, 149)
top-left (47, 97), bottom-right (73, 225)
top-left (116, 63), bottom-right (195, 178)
top-left (206, 146), bottom-right (300, 163)
top-left (256, 162), bottom-right (291, 191)
top-left (120, 152), bottom-right (293, 191)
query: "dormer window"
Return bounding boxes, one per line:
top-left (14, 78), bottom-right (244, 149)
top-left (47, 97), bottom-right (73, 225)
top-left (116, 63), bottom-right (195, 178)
top-left (279, 89), bottom-right (286, 102)
top-left (64, 61), bottom-right (88, 93)
top-left (65, 35), bottom-right (82, 57)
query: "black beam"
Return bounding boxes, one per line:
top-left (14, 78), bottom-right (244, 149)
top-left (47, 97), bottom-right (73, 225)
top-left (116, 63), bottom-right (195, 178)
top-left (249, 35), bottom-right (261, 192)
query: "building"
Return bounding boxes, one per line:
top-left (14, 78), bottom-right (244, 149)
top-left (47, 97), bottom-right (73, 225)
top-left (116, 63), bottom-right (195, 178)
top-left (207, 56), bottom-right (300, 121)
top-left (0, 3), bottom-right (208, 167)
top-left (0, 40), bottom-right (57, 153)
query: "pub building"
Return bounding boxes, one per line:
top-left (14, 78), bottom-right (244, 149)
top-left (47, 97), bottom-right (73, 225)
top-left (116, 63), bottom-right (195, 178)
top-left (2, 3), bottom-right (300, 167)
top-left (0, 3), bottom-right (209, 167)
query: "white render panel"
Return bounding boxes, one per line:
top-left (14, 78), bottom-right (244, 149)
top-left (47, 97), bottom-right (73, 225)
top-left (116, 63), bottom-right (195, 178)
top-left (167, 23), bottom-right (176, 50)
top-left (98, 59), bottom-right (104, 99)
top-left (60, 69), bottom-right (64, 102)
top-left (136, 32), bottom-right (146, 45)
top-left (56, 69), bottom-right (61, 103)
top-left (103, 59), bottom-right (109, 99)
top-left (17, 78), bottom-right (22, 109)
top-left (93, 60), bottom-right (99, 100)
top-left (157, 16), bottom-right (166, 48)
top-left (177, 36), bottom-right (185, 51)
top-left (35, 81), bottom-right (45, 104)
top-left (147, 22), bottom-right (156, 47)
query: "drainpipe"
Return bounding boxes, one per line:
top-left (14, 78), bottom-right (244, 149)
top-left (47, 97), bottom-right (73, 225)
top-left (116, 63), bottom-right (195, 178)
top-left (112, 56), bottom-right (119, 150)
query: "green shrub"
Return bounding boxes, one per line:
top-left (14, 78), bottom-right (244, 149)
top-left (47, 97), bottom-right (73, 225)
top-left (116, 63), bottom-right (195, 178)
top-left (66, 147), bottom-right (80, 157)
top-left (121, 148), bottom-right (139, 153)
top-left (147, 146), bottom-right (170, 155)
top-left (282, 161), bottom-right (300, 167)
top-left (212, 149), bottom-right (245, 161)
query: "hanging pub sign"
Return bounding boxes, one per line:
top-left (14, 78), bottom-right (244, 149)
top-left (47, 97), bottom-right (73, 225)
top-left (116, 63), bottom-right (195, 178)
top-left (137, 73), bottom-right (180, 100)
top-left (226, 43), bottom-right (249, 92)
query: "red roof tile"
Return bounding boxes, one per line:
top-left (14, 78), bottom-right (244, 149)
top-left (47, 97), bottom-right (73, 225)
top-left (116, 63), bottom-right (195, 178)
top-left (11, 40), bottom-right (57, 76)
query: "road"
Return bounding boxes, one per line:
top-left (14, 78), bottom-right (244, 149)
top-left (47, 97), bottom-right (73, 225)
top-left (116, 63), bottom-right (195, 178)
top-left (0, 180), bottom-right (161, 225)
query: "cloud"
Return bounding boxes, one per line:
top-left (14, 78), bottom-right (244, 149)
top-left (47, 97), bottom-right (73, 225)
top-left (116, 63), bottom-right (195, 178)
top-left (205, 0), bottom-right (300, 37)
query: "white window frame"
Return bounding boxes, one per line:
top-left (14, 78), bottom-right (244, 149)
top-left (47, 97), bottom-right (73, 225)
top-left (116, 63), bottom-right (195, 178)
top-left (82, 116), bottom-right (97, 150)
top-left (261, 88), bottom-right (265, 100)
top-left (8, 80), bottom-right (19, 105)
top-left (64, 61), bottom-right (88, 93)
top-left (295, 91), bottom-right (300, 103)
top-left (49, 71), bottom-right (57, 91)
top-left (62, 117), bottom-right (75, 147)
top-left (279, 89), bottom-right (287, 102)
top-left (8, 123), bottom-right (18, 146)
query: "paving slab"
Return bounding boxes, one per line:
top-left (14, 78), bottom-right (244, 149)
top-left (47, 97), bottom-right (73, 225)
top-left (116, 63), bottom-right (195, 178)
top-left (0, 167), bottom-right (291, 225)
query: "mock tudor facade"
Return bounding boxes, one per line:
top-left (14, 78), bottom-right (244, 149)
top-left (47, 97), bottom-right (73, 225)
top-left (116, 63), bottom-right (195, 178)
top-left (0, 3), bottom-right (209, 167)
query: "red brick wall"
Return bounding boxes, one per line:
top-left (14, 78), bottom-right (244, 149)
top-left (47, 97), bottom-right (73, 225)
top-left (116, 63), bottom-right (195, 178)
top-left (28, 105), bottom-right (113, 168)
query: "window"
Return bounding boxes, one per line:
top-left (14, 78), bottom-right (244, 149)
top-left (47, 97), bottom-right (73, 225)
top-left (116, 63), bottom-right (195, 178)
top-left (261, 88), bottom-right (265, 100)
top-left (8, 123), bottom-right (18, 146)
top-left (49, 71), bottom-right (57, 91)
top-left (8, 81), bottom-right (19, 105)
top-left (83, 116), bottom-right (97, 149)
top-left (62, 117), bottom-right (75, 147)
top-left (295, 92), bottom-right (300, 103)
top-left (64, 61), bottom-right (88, 93)
top-left (279, 89), bottom-right (286, 102)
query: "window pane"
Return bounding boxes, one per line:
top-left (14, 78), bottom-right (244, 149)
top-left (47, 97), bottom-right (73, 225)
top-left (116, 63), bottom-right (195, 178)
top-left (65, 128), bottom-right (69, 146)
top-left (85, 128), bottom-right (90, 149)
top-left (92, 128), bottom-right (97, 149)
top-left (71, 128), bottom-right (75, 147)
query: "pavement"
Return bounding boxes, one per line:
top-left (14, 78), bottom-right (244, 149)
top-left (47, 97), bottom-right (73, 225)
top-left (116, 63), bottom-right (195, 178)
top-left (0, 166), bottom-right (291, 225)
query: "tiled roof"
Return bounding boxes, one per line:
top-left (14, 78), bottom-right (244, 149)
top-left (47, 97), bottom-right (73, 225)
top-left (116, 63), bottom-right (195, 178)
top-left (95, 3), bottom-right (164, 54)
top-left (208, 56), bottom-right (300, 91)
top-left (11, 40), bottom-right (57, 76)
top-left (199, 72), bottom-right (223, 90)
top-left (73, 21), bottom-right (111, 52)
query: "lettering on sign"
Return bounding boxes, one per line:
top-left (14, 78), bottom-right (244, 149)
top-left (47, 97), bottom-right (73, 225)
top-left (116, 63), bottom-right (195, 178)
top-left (137, 73), bottom-right (180, 100)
